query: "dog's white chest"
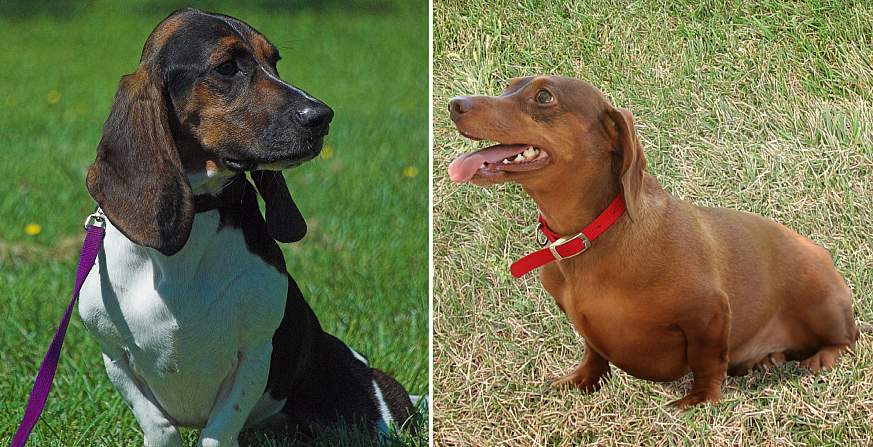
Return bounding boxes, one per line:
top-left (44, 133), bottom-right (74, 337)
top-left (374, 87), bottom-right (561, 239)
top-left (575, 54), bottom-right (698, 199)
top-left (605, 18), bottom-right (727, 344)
top-left (78, 211), bottom-right (286, 426)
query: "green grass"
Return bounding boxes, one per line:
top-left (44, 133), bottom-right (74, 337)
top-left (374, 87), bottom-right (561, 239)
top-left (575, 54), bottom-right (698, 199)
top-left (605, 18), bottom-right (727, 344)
top-left (433, 0), bottom-right (873, 445)
top-left (0, 1), bottom-right (427, 445)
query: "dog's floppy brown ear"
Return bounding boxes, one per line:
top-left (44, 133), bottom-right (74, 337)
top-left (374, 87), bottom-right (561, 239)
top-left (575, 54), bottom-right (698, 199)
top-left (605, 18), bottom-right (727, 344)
top-left (251, 170), bottom-right (306, 242)
top-left (86, 70), bottom-right (194, 255)
top-left (605, 107), bottom-right (647, 220)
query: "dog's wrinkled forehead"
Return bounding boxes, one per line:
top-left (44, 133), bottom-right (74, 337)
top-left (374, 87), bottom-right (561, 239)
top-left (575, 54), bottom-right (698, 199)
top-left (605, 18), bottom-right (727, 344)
top-left (502, 75), bottom-right (612, 118)
top-left (140, 10), bottom-right (278, 77)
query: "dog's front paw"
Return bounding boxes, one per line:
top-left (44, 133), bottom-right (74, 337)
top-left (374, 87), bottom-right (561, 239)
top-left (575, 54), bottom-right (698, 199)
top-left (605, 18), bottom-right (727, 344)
top-left (143, 424), bottom-right (182, 447)
top-left (549, 370), bottom-right (603, 393)
top-left (198, 437), bottom-right (239, 447)
top-left (669, 389), bottom-right (721, 410)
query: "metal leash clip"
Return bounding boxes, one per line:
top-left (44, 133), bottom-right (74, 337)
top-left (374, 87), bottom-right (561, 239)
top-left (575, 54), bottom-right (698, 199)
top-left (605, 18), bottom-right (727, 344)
top-left (84, 208), bottom-right (107, 230)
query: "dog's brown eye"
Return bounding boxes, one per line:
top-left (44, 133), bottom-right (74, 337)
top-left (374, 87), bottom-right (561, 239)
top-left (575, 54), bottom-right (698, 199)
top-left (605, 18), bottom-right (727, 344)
top-left (535, 89), bottom-right (553, 104)
top-left (216, 61), bottom-right (238, 77)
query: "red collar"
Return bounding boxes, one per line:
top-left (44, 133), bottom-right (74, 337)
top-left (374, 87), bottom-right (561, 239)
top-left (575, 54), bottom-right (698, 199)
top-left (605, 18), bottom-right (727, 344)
top-left (510, 193), bottom-right (626, 278)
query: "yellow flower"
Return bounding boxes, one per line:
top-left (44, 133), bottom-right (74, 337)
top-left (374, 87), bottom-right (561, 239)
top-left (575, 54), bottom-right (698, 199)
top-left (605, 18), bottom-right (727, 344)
top-left (75, 103), bottom-right (88, 115)
top-left (24, 223), bottom-right (42, 236)
top-left (47, 90), bottom-right (61, 104)
top-left (403, 166), bottom-right (418, 178)
top-left (321, 145), bottom-right (334, 160)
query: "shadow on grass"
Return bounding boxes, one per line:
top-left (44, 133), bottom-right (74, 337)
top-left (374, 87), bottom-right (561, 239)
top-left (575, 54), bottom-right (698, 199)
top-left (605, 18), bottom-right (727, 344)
top-left (0, 0), bottom-right (397, 20)
top-left (238, 407), bottom-right (428, 447)
top-left (656, 362), bottom-right (816, 397)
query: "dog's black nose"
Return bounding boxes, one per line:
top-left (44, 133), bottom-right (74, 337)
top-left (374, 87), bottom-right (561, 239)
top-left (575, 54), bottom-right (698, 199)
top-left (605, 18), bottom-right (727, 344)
top-left (448, 96), bottom-right (473, 121)
top-left (297, 103), bottom-right (334, 130)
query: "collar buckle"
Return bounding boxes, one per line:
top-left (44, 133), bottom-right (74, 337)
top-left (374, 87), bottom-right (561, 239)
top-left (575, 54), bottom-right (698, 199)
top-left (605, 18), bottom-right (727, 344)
top-left (548, 232), bottom-right (591, 261)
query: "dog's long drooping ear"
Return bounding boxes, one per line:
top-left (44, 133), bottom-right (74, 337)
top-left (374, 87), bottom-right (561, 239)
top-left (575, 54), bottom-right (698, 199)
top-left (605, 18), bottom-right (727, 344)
top-left (251, 170), bottom-right (306, 242)
top-left (605, 107), bottom-right (646, 220)
top-left (86, 70), bottom-right (194, 256)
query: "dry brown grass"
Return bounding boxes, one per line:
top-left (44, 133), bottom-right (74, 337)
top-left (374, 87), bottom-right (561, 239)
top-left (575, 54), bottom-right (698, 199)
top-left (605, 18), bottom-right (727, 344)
top-left (433, 0), bottom-right (873, 445)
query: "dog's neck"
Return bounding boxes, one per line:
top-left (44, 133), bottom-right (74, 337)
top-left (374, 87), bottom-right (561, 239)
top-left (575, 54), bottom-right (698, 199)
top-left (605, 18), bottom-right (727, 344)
top-left (522, 168), bottom-right (622, 236)
top-left (176, 132), bottom-right (236, 196)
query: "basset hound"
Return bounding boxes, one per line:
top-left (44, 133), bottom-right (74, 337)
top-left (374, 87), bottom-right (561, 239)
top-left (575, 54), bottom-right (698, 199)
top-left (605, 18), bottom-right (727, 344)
top-left (78, 9), bottom-right (415, 446)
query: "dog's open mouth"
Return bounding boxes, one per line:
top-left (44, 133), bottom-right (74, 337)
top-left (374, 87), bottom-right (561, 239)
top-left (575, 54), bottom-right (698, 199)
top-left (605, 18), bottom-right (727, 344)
top-left (448, 143), bottom-right (550, 182)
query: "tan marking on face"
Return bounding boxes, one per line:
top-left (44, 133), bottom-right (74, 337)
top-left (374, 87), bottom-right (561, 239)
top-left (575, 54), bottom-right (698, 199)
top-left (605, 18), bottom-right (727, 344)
top-left (186, 83), bottom-right (226, 147)
top-left (255, 67), bottom-right (286, 94)
top-left (244, 68), bottom-right (284, 132)
top-left (204, 159), bottom-right (222, 172)
top-left (243, 73), bottom-right (276, 129)
top-left (198, 117), bottom-right (231, 149)
top-left (250, 33), bottom-right (276, 64)
top-left (184, 82), bottom-right (253, 150)
top-left (179, 142), bottom-right (223, 173)
top-left (208, 35), bottom-right (245, 65)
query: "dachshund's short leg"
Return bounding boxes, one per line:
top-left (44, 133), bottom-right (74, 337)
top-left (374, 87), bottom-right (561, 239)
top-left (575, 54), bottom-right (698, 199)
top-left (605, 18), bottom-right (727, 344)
top-left (671, 293), bottom-right (730, 410)
top-left (797, 286), bottom-right (856, 372)
top-left (551, 340), bottom-right (611, 392)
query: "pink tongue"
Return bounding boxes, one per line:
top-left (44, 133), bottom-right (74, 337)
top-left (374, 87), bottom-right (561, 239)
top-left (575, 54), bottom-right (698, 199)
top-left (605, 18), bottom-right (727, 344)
top-left (447, 144), bottom-right (527, 182)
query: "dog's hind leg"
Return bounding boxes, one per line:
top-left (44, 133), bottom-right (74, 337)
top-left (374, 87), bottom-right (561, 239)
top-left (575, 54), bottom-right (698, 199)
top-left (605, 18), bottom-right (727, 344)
top-left (794, 282), bottom-right (857, 372)
top-left (671, 292), bottom-right (730, 410)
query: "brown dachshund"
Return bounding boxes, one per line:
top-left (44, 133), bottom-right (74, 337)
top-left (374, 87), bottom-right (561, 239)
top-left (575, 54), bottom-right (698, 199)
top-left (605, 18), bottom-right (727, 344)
top-left (447, 76), bottom-right (860, 409)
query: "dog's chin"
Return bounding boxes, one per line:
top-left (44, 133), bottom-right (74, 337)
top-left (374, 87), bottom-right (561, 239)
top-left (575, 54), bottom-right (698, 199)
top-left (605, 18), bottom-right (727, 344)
top-left (220, 141), bottom-right (324, 172)
top-left (468, 169), bottom-right (510, 186)
top-left (255, 156), bottom-right (314, 171)
top-left (220, 157), bottom-right (255, 172)
top-left (255, 159), bottom-right (296, 171)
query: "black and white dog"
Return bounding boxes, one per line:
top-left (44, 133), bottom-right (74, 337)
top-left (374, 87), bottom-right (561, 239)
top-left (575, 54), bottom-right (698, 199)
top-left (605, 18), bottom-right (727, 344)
top-left (78, 9), bottom-right (415, 446)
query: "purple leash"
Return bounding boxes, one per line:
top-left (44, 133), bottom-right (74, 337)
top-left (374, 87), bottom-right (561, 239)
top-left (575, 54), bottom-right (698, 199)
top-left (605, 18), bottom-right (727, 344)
top-left (11, 211), bottom-right (106, 447)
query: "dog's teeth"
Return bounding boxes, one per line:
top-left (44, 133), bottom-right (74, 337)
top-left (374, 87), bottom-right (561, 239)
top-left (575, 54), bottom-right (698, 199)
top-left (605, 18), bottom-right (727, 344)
top-left (502, 159), bottom-right (511, 164)
top-left (523, 147), bottom-right (537, 159)
top-left (514, 154), bottom-right (525, 162)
